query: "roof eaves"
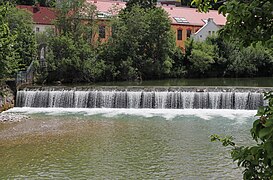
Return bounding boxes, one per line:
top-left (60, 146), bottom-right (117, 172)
top-left (171, 22), bottom-right (204, 27)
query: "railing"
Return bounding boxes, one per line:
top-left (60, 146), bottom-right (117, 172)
top-left (15, 43), bottom-right (47, 87)
top-left (16, 61), bottom-right (35, 87)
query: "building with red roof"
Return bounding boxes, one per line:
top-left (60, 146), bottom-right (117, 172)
top-left (162, 5), bottom-right (225, 48)
top-left (17, 4), bottom-right (57, 33)
top-left (87, 0), bottom-right (226, 49)
top-left (17, 1), bottom-right (226, 49)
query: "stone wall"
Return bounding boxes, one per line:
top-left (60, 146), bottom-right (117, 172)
top-left (0, 84), bottom-right (15, 113)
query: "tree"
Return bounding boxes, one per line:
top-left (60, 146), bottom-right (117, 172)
top-left (15, 0), bottom-right (55, 7)
top-left (184, 38), bottom-right (218, 77)
top-left (55, 0), bottom-right (97, 42)
top-left (180, 0), bottom-right (192, 6)
top-left (191, 0), bottom-right (273, 45)
top-left (103, 6), bottom-right (176, 81)
top-left (44, 0), bottom-right (106, 83)
top-left (6, 5), bottom-right (36, 69)
top-left (125, 0), bottom-right (157, 12)
top-left (0, 3), bottom-right (19, 79)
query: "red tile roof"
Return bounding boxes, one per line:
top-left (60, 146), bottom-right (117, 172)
top-left (17, 5), bottom-right (56, 25)
top-left (17, 1), bottom-right (226, 26)
top-left (163, 5), bottom-right (226, 26)
top-left (87, 0), bottom-right (226, 26)
top-left (86, 0), bottom-right (126, 15)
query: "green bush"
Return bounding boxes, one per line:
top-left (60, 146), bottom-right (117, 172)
top-left (184, 38), bottom-right (217, 77)
top-left (185, 36), bottom-right (273, 78)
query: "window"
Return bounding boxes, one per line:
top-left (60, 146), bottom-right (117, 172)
top-left (99, 25), bottom-right (105, 39)
top-left (97, 12), bottom-right (111, 19)
top-left (111, 25), bottom-right (117, 37)
top-left (36, 27), bottom-right (40, 32)
top-left (173, 17), bottom-right (189, 24)
top-left (177, 29), bottom-right (182, 40)
top-left (208, 31), bottom-right (211, 35)
top-left (186, 29), bottom-right (191, 38)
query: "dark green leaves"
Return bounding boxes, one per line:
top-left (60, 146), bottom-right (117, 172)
top-left (0, 3), bottom-right (19, 79)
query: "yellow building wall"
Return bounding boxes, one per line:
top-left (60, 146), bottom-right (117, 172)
top-left (92, 20), bottom-right (112, 44)
top-left (92, 20), bottom-right (203, 50)
top-left (171, 24), bottom-right (202, 50)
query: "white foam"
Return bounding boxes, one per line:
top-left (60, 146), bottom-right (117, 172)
top-left (4, 108), bottom-right (257, 121)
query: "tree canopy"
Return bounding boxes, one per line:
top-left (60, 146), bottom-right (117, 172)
top-left (0, 2), bottom-right (36, 79)
top-left (102, 6), bottom-right (176, 81)
top-left (14, 0), bottom-right (55, 7)
top-left (0, 3), bottom-right (18, 79)
top-left (125, 0), bottom-right (157, 12)
top-left (55, 0), bottom-right (97, 41)
top-left (7, 5), bottom-right (36, 69)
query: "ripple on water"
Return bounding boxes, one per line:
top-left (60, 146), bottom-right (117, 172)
top-left (0, 108), bottom-right (254, 179)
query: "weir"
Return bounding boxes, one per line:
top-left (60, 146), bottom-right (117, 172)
top-left (16, 87), bottom-right (269, 110)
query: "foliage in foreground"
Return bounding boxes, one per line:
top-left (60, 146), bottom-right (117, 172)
top-left (211, 92), bottom-right (273, 179)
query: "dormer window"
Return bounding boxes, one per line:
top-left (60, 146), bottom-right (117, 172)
top-left (173, 17), bottom-right (188, 24)
top-left (97, 12), bottom-right (111, 19)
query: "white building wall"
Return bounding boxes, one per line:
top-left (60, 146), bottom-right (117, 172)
top-left (33, 24), bottom-right (55, 33)
top-left (192, 19), bottom-right (220, 41)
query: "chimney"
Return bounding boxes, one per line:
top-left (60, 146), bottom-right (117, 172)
top-left (207, 18), bottom-right (213, 22)
top-left (116, 2), bottom-right (119, 5)
top-left (170, 7), bottom-right (173, 10)
top-left (33, 3), bottom-right (40, 13)
top-left (94, 0), bottom-right (97, 3)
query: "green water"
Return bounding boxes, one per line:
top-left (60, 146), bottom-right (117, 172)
top-left (0, 111), bottom-right (255, 179)
top-left (92, 77), bottom-right (273, 87)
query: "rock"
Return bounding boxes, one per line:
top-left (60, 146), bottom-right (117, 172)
top-left (0, 83), bottom-right (15, 113)
top-left (0, 113), bottom-right (30, 123)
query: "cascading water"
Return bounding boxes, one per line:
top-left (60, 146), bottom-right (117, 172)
top-left (16, 89), bottom-right (265, 110)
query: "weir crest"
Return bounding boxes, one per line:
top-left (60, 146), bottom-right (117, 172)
top-left (16, 87), bottom-right (269, 110)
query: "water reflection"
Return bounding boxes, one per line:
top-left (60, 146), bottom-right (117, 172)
top-left (93, 77), bottom-right (273, 87)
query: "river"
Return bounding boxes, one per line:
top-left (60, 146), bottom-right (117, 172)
top-left (1, 78), bottom-right (268, 179)
top-left (0, 108), bottom-right (256, 179)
